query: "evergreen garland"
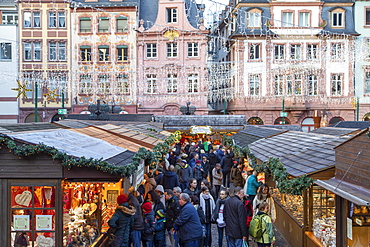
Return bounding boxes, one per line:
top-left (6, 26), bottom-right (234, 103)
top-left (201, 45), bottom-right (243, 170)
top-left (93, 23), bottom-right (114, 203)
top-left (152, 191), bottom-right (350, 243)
top-left (0, 130), bottom-right (182, 178)
top-left (229, 143), bottom-right (314, 196)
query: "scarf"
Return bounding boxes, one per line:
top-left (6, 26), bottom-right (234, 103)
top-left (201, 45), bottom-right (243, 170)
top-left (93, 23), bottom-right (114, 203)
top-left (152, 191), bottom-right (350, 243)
top-left (199, 193), bottom-right (215, 217)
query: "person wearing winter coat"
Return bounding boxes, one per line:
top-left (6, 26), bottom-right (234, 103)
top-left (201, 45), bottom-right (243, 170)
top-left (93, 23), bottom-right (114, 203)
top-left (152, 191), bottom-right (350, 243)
top-left (253, 202), bottom-right (275, 247)
top-left (199, 187), bottom-right (215, 247)
top-left (190, 195), bottom-right (206, 247)
top-left (216, 146), bottom-right (225, 161)
top-left (154, 209), bottom-right (166, 247)
top-left (173, 193), bottom-right (203, 246)
top-left (211, 190), bottom-right (230, 247)
top-left (230, 162), bottom-right (244, 188)
top-left (183, 178), bottom-right (199, 197)
top-left (154, 168), bottom-right (164, 186)
top-left (193, 160), bottom-right (206, 190)
top-left (144, 190), bottom-right (165, 218)
top-left (253, 184), bottom-right (276, 223)
top-left (200, 156), bottom-right (211, 180)
top-left (161, 165), bottom-right (180, 190)
top-left (189, 153), bottom-right (199, 170)
top-left (141, 202), bottom-right (156, 247)
top-left (220, 149), bottom-right (234, 188)
top-left (177, 160), bottom-right (192, 191)
top-left (207, 151), bottom-right (220, 186)
top-left (144, 173), bottom-right (157, 197)
top-left (212, 164), bottom-right (223, 197)
top-left (165, 189), bottom-right (181, 247)
top-left (108, 194), bottom-right (136, 247)
top-left (127, 189), bottom-right (144, 247)
top-left (246, 171), bottom-right (262, 203)
top-left (224, 187), bottom-right (248, 246)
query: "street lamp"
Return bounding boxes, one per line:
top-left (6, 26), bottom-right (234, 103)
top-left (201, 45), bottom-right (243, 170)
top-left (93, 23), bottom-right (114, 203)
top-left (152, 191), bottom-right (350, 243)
top-left (180, 102), bottom-right (196, 115)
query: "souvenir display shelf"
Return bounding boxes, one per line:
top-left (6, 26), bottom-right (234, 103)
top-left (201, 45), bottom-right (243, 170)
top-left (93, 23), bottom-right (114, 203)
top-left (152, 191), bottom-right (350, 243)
top-left (352, 205), bottom-right (370, 227)
top-left (271, 188), bottom-right (304, 225)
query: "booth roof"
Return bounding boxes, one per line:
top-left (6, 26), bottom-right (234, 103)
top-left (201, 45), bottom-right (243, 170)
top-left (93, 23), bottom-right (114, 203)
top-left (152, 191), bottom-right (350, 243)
top-left (310, 127), bottom-right (361, 136)
top-left (9, 129), bottom-right (127, 160)
top-left (316, 178), bottom-right (370, 206)
top-left (233, 125), bottom-right (288, 147)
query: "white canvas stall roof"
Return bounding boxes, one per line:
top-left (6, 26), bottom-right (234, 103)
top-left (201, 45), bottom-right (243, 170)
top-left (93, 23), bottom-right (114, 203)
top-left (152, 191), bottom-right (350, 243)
top-left (9, 129), bottom-right (127, 160)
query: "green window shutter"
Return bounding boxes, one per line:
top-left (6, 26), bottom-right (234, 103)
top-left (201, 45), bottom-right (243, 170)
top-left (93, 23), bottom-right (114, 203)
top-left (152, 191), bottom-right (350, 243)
top-left (117, 45), bottom-right (128, 49)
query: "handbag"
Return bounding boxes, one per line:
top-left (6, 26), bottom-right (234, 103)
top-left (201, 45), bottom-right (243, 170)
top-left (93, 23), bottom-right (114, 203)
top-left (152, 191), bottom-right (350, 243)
top-left (91, 228), bottom-right (116, 247)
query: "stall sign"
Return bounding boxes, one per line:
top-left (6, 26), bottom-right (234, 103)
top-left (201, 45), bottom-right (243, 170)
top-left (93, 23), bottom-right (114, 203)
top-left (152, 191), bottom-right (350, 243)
top-left (190, 126), bottom-right (212, 134)
top-left (36, 215), bottom-right (53, 231)
top-left (135, 160), bottom-right (145, 188)
top-left (14, 215), bottom-right (30, 231)
top-left (347, 218), bottom-right (352, 240)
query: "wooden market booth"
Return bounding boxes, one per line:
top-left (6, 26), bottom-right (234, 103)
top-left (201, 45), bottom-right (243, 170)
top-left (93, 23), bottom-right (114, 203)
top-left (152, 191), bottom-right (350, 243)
top-left (248, 130), bottom-right (351, 247)
top-left (0, 130), bottom-right (137, 247)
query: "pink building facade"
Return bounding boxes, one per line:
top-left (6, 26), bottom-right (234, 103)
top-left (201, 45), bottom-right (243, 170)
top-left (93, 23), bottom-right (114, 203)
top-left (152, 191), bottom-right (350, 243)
top-left (136, 0), bottom-right (209, 115)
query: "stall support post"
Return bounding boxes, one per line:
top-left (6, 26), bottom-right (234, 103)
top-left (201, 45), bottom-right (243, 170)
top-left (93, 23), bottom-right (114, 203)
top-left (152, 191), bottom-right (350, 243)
top-left (34, 81), bottom-right (38, 122)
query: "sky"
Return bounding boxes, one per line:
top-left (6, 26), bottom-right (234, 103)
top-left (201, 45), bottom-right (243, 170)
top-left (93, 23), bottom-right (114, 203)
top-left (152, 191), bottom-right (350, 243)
top-left (198, 0), bottom-right (230, 26)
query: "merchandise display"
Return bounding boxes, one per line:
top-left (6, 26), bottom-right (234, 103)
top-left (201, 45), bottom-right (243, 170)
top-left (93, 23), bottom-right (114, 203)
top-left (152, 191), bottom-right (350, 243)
top-left (312, 217), bottom-right (336, 247)
top-left (62, 181), bottom-right (120, 247)
top-left (271, 188), bottom-right (304, 225)
top-left (352, 205), bottom-right (370, 226)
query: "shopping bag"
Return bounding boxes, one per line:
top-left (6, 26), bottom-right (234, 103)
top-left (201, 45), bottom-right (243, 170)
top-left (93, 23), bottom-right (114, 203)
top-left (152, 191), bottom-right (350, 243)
top-left (242, 239), bottom-right (249, 247)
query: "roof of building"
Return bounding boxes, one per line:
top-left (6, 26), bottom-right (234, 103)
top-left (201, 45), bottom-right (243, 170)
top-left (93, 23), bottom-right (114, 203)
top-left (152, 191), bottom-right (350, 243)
top-left (260, 125), bottom-right (302, 131)
top-left (233, 125), bottom-right (288, 146)
top-left (310, 127), bottom-right (361, 136)
top-left (332, 121), bottom-right (370, 129)
top-left (320, 5), bottom-right (358, 35)
top-left (0, 122), bottom-right (63, 133)
top-left (249, 131), bottom-right (348, 176)
top-left (71, 0), bottom-right (138, 8)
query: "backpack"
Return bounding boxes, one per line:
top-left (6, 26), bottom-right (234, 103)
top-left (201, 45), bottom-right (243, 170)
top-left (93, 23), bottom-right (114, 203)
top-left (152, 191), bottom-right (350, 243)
top-left (249, 214), bottom-right (266, 239)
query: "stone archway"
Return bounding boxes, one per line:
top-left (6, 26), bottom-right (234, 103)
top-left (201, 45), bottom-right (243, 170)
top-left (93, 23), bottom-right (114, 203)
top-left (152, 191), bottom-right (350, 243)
top-left (163, 105), bottom-right (180, 115)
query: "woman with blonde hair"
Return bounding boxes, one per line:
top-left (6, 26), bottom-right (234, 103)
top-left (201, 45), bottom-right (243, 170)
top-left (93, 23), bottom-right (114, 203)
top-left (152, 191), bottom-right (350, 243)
top-left (252, 184), bottom-right (276, 223)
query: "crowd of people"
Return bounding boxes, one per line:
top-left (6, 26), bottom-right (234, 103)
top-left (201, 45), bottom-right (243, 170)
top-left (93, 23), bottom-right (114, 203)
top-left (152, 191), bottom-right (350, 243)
top-left (108, 139), bottom-right (277, 247)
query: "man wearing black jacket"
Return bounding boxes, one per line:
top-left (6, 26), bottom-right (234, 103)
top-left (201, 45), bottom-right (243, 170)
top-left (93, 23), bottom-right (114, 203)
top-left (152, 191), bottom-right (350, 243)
top-left (220, 149), bottom-right (234, 188)
top-left (127, 188), bottom-right (144, 247)
top-left (164, 189), bottom-right (181, 247)
top-left (223, 187), bottom-right (248, 246)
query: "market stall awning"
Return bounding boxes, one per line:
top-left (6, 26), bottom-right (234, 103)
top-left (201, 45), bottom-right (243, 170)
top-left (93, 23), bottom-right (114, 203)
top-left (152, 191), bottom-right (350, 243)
top-left (233, 125), bottom-right (288, 147)
top-left (315, 178), bottom-right (370, 206)
top-left (310, 127), bottom-right (361, 136)
top-left (9, 129), bottom-right (127, 160)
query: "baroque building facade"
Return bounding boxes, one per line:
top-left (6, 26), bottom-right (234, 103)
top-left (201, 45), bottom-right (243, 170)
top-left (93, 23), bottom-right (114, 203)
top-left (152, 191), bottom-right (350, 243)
top-left (209, 0), bottom-right (358, 130)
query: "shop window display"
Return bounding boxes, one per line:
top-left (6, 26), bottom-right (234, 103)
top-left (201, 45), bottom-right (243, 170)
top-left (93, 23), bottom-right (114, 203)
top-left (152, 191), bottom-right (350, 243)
top-left (11, 185), bottom-right (56, 247)
top-left (62, 182), bottom-right (119, 246)
top-left (271, 188), bottom-right (304, 225)
top-left (349, 204), bottom-right (370, 246)
top-left (312, 186), bottom-right (336, 247)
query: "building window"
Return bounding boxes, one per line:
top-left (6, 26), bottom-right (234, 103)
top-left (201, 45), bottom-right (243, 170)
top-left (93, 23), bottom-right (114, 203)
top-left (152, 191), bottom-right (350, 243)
top-left (117, 74), bottom-right (129, 94)
top-left (331, 9), bottom-right (345, 27)
top-left (146, 74), bottom-right (157, 94)
top-left (274, 75), bottom-right (284, 95)
top-left (188, 74), bottom-right (198, 93)
top-left (366, 8), bottom-right (370, 26)
top-left (167, 74), bottom-right (178, 93)
top-left (80, 46), bottom-right (91, 62)
top-left (167, 8), bottom-right (177, 23)
top-left (282, 12), bottom-right (293, 27)
top-left (49, 73), bottom-right (67, 95)
top-left (2, 11), bottom-right (18, 25)
top-left (307, 75), bottom-right (318, 95)
top-left (299, 12), bottom-right (310, 27)
top-left (80, 17), bottom-right (91, 33)
top-left (274, 44), bottom-right (285, 60)
top-left (365, 72), bottom-right (370, 94)
top-left (331, 43), bottom-right (343, 60)
top-left (287, 75), bottom-right (302, 95)
top-left (116, 17), bottom-right (128, 32)
top-left (331, 74), bottom-right (342, 96)
top-left (0, 43), bottom-right (12, 60)
top-left (250, 74), bottom-right (260, 96)
top-left (98, 17), bottom-right (109, 33)
top-left (307, 44), bottom-right (318, 60)
top-left (24, 11), bottom-right (40, 28)
top-left (146, 43), bottom-right (157, 58)
top-left (117, 45), bottom-right (128, 61)
top-left (290, 44), bottom-right (301, 60)
top-left (188, 43), bottom-right (198, 57)
top-left (79, 74), bottom-right (92, 94)
top-left (98, 46), bottom-right (109, 61)
top-left (250, 44), bottom-right (261, 60)
top-left (167, 43), bottom-right (177, 58)
top-left (48, 12), bottom-right (65, 28)
top-left (98, 74), bottom-right (110, 94)
top-left (301, 117), bottom-right (314, 132)
top-left (49, 42), bottom-right (66, 61)
top-left (24, 42), bottom-right (41, 61)
top-left (247, 10), bottom-right (261, 28)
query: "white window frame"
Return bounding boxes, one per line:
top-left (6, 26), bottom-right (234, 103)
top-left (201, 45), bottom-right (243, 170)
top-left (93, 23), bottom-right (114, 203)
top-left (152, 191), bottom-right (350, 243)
top-left (146, 74), bottom-right (157, 94)
top-left (98, 46), bottom-right (109, 61)
top-left (98, 74), bottom-right (110, 94)
top-left (0, 43), bottom-right (12, 60)
top-left (274, 44), bottom-right (285, 60)
top-left (250, 44), bottom-right (261, 60)
top-left (247, 11), bottom-right (261, 28)
top-left (188, 74), bottom-right (198, 93)
top-left (307, 75), bottom-right (318, 96)
top-left (286, 75), bottom-right (302, 95)
top-left (249, 74), bottom-right (260, 96)
top-left (24, 11), bottom-right (40, 28)
top-left (24, 42), bottom-right (41, 61)
top-left (282, 12), bottom-right (293, 27)
top-left (187, 43), bottom-right (199, 57)
top-left (167, 43), bottom-right (178, 58)
top-left (299, 12), bottom-right (310, 27)
top-left (307, 44), bottom-right (318, 60)
top-left (274, 75), bottom-right (284, 95)
top-left (79, 74), bottom-right (92, 94)
top-left (48, 11), bottom-right (65, 28)
top-left (167, 8), bottom-right (177, 23)
top-left (331, 43), bottom-right (343, 60)
top-left (98, 17), bottom-right (110, 33)
top-left (146, 43), bottom-right (157, 58)
top-left (331, 74), bottom-right (342, 96)
top-left (117, 74), bottom-right (130, 94)
top-left (116, 17), bottom-right (128, 32)
top-left (331, 10), bottom-right (344, 27)
top-left (167, 74), bottom-right (178, 94)
top-left (290, 44), bottom-right (301, 60)
top-left (48, 42), bottom-right (66, 61)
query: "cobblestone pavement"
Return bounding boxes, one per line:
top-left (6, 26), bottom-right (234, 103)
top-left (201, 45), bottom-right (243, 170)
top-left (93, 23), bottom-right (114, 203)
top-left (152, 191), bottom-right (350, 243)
top-left (210, 224), bottom-right (291, 247)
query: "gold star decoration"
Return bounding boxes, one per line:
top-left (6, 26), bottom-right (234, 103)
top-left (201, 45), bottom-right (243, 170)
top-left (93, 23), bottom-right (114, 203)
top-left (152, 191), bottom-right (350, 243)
top-left (163, 30), bottom-right (180, 41)
top-left (11, 80), bottom-right (33, 99)
top-left (43, 88), bottom-right (60, 103)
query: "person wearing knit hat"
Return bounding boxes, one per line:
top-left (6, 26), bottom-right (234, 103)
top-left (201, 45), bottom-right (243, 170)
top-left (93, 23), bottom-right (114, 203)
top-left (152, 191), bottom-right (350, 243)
top-left (141, 202), bottom-right (155, 247)
top-left (154, 209), bottom-right (166, 247)
top-left (108, 195), bottom-right (136, 247)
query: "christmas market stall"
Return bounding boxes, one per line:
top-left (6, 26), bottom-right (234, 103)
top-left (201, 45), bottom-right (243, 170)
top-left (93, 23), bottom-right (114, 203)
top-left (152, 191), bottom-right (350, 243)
top-left (315, 128), bottom-right (370, 247)
top-left (246, 130), bottom-right (349, 247)
top-left (0, 130), bottom-right (137, 247)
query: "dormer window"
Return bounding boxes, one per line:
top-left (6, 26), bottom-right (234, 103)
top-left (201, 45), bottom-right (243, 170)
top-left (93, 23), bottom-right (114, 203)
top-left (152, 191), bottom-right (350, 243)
top-left (167, 8), bottom-right (177, 23)
top-left (331, 8), bottom-right (345, 28)
top-left (246, 9), bottom-right (262, 28)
